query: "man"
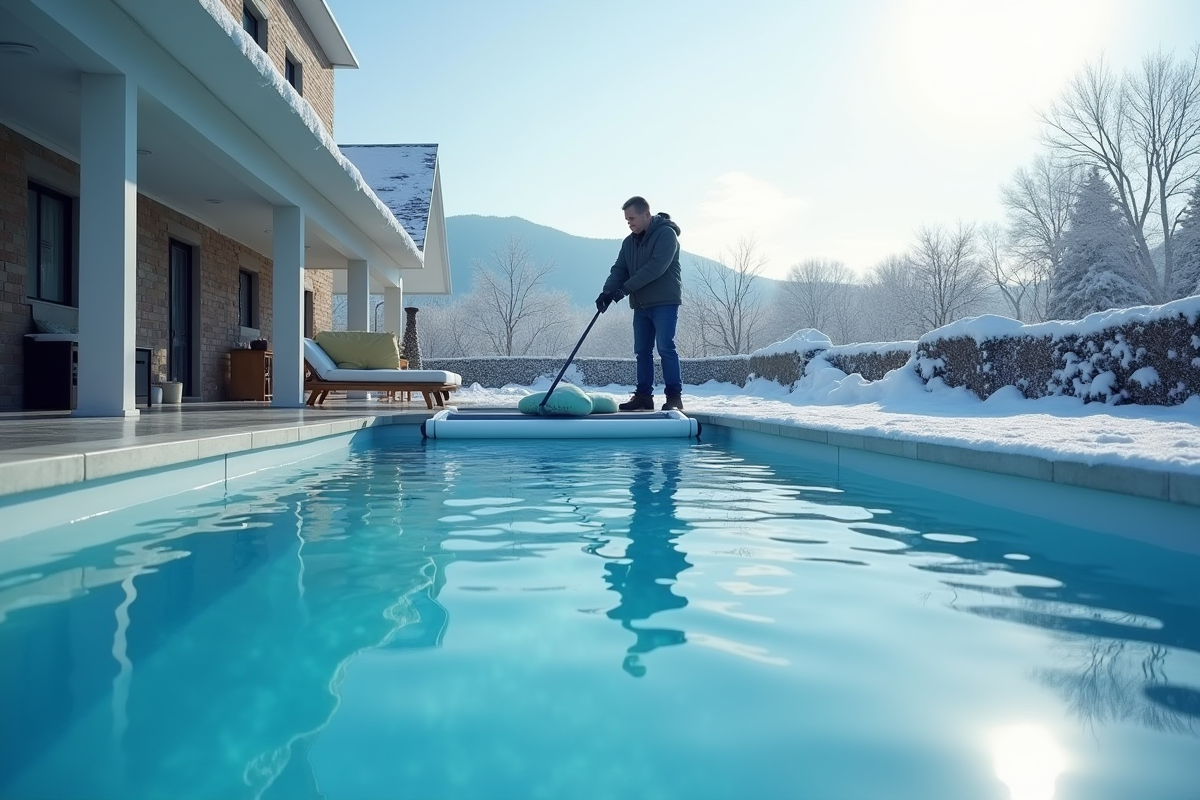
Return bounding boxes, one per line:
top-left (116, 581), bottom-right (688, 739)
top-left (595, 196), bottom-right (684, 411)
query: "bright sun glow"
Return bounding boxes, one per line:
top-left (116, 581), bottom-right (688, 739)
top-left (989, 724), bottom-right (1068, 800)
top-left (889, 0), bottom-right (1124, 123)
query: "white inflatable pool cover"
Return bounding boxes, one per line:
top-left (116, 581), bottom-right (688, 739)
top-left (421, 408), bottom-right (700, 439)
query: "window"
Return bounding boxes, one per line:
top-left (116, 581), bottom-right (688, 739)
top-left (285, 53), bottom-right (302, 94)
top-left (27, 183), bottom-right (72, 305)
top-left (241, 4), bottom-right (263, 48)
top-left (304, 290), bottom-right (314, 338)
top-left (239, 269), bottom-right (258, 329)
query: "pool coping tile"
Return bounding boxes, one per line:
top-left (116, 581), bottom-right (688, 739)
top-left (1, 409), bottom-right (1195, 509)
top-left (0, 451), bottom-right (86, 495)
top-left (688, 412), bottom-right (1195, 508)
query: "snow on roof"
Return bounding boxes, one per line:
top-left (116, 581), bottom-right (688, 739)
top-left (199, 0), bottom-right (421, 263)
top-left (339, 144), bottom-right (438, 251)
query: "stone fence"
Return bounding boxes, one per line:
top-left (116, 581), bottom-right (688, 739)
top-left (424, 297), bottom-right (1200, 407)
top-left (916, 297), bottom-right (1200, 405)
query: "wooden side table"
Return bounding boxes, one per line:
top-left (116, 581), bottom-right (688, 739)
top-left (229, 348), bottom-right (273, 401)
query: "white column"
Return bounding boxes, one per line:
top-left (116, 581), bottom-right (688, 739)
top-left (74, 73), bottom-right (138, 417)
top-left (347, 259), bottom-right (369, 331)
top-left (383, 285), bottom-right (403, 338)
top-left (272, 206), bottom-right (305, 407)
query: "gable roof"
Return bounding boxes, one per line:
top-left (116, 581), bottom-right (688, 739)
top-left (340, 144), bottom-right (439, 251)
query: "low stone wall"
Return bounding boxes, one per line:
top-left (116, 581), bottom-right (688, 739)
top-left (424, 298), bottom-right (1200, 407)
top-left (422, 356), bottom-right (749, 388)
top-left (915, 298), bottom-right (1200, 405)
top-left (426, 343), bottom-right (914, 393)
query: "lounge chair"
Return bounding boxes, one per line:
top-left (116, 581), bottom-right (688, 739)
top-left (303, 338), bottom-right (461, 409)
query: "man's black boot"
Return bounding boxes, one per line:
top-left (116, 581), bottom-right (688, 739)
top-left (619, 392), bottom-right (655, 411)
top-left (662, 394), bottom-right (684, 411)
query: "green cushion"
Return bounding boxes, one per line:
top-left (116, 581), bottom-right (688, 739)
top-left (518, 384), bottom-right (593, 416)
top-left (588, 393), bottom-right (618, 414)
top-left (314, 331), bottom-right (401, 370)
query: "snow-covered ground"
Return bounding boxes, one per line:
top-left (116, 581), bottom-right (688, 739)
top-left (449, 365), bottom-right (1200, 475)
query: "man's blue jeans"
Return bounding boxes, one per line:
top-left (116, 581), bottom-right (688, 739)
top-left (632, 303), bottom-right (682, 397)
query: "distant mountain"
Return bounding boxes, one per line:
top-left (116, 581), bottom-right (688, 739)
top-left (442, 215), bottom-right (782, 307)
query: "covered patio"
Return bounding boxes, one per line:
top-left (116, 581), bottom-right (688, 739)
top-left (0, 0), bottom-right (449, 415)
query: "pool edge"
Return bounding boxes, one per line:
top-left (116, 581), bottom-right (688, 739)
top-left (689, 412), bottom-right (1200, 509)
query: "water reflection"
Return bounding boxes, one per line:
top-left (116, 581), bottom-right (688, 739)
top-left (0, 452), bottom-right (453, 800)
top-left (595, 454), bottom-right (691, 677)
top-left (828, 484), bottom-right (1200, 739)
top-left (988, 724), bottom-right (1065, 800)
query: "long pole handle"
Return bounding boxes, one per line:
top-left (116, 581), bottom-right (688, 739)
top-left (539, 309), bottom-right (602, 412)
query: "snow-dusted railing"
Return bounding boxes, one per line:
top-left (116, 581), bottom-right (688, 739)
top-left (915, 297), bottom-right (1200, 405)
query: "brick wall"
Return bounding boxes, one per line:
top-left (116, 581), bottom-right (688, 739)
top-left (0, 127), bottom-right (26, 409)
top-left (0, 127), bottom-right (78, 410)
top-left (216, 0), bottom-right (336, 134)
top-left (307, 267), bottom-right (333, 335)
top-left (136, 196), bottom-right (275, 399)
top-left (0, 123), bottom-right (288, 407)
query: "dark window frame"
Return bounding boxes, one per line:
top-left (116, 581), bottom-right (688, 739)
top-left (26, 182), bottom-right (74, 306)
top-left (284, 52), bottom-right (302, 94)
top-left (304, 289), bottom-right (314, 338)
top-left (239, 269), bottom-right (259, 329)
top-left (241, 3), bottom-right (264, 48)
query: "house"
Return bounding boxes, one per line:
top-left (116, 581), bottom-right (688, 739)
top-left (0, 0), bottom-right (449, 413)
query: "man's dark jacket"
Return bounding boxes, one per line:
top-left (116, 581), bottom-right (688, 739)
top-left (603, 213), bottom-right (682, 309)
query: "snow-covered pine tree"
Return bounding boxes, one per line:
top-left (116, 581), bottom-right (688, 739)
top-left (1049, 169), bottom-right (1149, 319)
top-left (1170, 179), bottom-right (1200, 299)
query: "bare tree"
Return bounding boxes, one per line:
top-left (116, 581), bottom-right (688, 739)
top-left (1001, 154), bottom-right (1081, 321)
top-left (1041, 47), bottom-right (1200, 302)
top-left (980, 222), bottom-right (1036, 321)
top-left (577, 305), bottom-right (637, 359)
top-left (861, 255), bottom-right (925, 341)
top-left (464, 236), bottom-right (567, 356)
top-left (781, 258), bottom-right (859, 343)
top-left (689, 237), bottom-right (767, 355)
top-left (908, 222), bottom-right (990, 329)
top-left (416, 299), bottom-right (479, 358)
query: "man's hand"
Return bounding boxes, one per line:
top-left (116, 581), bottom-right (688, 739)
top-left (595, 289), bottom-right (626, 313)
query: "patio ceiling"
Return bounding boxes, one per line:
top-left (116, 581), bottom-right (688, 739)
top-left (0, 0), bottom-right (419, 276)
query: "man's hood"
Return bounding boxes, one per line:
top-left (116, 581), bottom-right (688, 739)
top-left (649, 212), bottom-right (681, 237)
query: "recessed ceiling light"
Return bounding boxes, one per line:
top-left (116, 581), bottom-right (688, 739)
top-left (206, 198), bottom-right (222, 204)
top-left (137, 148), bottom-right (151, 156)
top-left (0, 42), bottom-right (38, 57)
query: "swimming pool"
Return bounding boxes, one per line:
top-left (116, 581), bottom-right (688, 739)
top-left (1, 426), bottom-right (1197, 799)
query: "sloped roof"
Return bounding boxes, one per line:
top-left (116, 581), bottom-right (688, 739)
top-left (340, 144), bottom-right (438, 251)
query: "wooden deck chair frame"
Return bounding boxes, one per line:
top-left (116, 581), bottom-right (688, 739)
top-left (303, 360), bottom-right (457, 409)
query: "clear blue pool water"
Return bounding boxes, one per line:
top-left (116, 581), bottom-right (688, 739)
top-left (0, 430), bottom-right (1197, 800)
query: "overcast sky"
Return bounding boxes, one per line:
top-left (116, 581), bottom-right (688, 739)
top-left (332, 0), bottom-right (1200, 279)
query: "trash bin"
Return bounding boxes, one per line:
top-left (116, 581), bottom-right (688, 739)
top-left (161, 381), bottom-right (183, 404)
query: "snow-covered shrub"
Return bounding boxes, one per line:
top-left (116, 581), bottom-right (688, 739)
top-left (916, 298), bottom-right (1200, 405)
top-left (818, 341), bottom-right (915, 381)
top-left (746, 329), bottom-right (833, 389)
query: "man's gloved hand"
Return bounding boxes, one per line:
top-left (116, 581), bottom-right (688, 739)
top-left (596, 289), bottom-right (626, 313)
